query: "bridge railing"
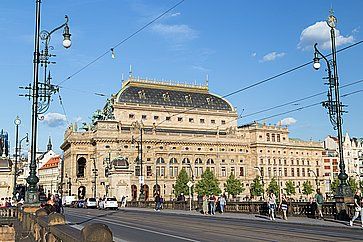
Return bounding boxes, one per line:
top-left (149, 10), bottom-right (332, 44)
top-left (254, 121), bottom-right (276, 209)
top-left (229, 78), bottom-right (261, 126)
top-left (1, 207), bottom-right (113, 242)
top-left (125, 200), bottom-right (354, 219)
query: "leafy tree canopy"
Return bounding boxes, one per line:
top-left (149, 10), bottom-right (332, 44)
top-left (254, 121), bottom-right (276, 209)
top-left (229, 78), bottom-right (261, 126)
top-left (250, 176), bottom-right (264, 197)
top-left (174, 168), bottom-right (190, 196)
top-left (302, 181), bottom-right (314, 196)
top-left (284, 180), bottom-right (296, 196)
top-left (224, 173), bottom-right (245, 197)
top-left (195, 168), bottom-right (221, 195)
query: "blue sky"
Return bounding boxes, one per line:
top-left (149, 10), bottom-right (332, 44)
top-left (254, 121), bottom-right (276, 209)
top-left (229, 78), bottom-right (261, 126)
top-left (1, 0), bottom-right (362, 154)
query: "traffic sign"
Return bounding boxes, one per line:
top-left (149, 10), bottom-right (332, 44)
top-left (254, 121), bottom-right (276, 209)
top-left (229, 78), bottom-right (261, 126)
top-left (187, 181), bottom-right (194, 187)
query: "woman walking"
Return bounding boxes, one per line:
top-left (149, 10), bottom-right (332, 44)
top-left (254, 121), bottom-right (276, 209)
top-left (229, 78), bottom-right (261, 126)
top-left (219, 194), bottom-right (226, 213)
top-left (349, 190), bottom-right (362, 227)
top-left (202, 195), bottom-right (208, 215)
top-left (280, 194), bottom-right (288, 220)
top-left (268, 191), bottom-right (277, 221)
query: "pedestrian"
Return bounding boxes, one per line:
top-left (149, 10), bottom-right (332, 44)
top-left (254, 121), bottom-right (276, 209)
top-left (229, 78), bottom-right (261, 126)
top-left (209, 194), bottom-right (216, 215)
top-left (160, 196), bottom-right (164, 210)
top-left (349, 190), bottom-right (363, 227)
top-left (268, 191), bottom-right (277, 221)
top-left (279, 194), bottom-right (288, 220)
top-left (154, 192), bottom-right (161, 211)
top-left (202, 195), bottom-right (208, 215)
top-left (314, 188), bottom-right (324, 219)
top-left (218, 194), bottom-right (226, 213)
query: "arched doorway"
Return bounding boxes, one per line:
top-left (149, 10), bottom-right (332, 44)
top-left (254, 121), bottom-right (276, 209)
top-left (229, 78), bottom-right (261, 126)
top-left (131, 185), bottom-right (137, 201)
top-left (143, 184), bottom-right (149, 200)
top-left (153, 184), bottom-right (161, 196)
top-left (77, 157), bottom-right (87, 178)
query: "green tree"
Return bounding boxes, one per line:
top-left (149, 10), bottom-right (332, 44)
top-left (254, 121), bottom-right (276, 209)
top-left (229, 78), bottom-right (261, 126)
top-left (195, 168), bottom-right (221, 195)
top-left (250, 176), bottom-right (264, 197)
top-left (348, 177), bottom-right (358, 193)
top-left (330, 177), bottom-right (340, 194)
top-left (174, 168), bottom-right (190, 196)
top-left (302, 181), bottom-right (314, 196)
top-left (224, 173), bottom-right (245, 198)
top-left (284, 180), bottom-right (296, 196)
top-left (267, 178), bottom-right (280, 196)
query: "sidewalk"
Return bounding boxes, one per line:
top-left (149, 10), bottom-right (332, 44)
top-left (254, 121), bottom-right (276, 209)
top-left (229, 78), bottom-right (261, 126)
top-left (121, 207), bottom-right (360, 228)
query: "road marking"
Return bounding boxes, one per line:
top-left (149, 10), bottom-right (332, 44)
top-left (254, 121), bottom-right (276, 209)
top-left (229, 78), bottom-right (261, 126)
top-left (67, 212), bottom-right (200, 242)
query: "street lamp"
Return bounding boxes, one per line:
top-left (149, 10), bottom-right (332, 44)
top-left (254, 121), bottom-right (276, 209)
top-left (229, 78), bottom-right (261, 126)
top-left (13, 116), bottom-right (21, 199)
top-left (308, 169), bottom-right (319, 189)
top-left (25, 0), bottom-right (72, 204)
top-left (312, 9), bottom-right (352, 201)
top-left (254, 166), bottom-right (265, 199)
top-left (131, 121), bottom-right (144, 201)
top-left (187, 163), bottom-right (195, 211)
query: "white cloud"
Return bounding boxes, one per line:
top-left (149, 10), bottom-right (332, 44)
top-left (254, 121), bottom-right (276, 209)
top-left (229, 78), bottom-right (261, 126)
top-left (278, 117), bottom-right (297, 126)
top-left (260, 52), bottom-right (285, 62)
top-left (151, 23), bottom-right (198, 41)
top-left (251, 52), bottom-right (257, 57)
top-left (192, 65), bottom-right (210, 72)
top-left (170, 12), bottom-right (181, 17)
top-left (298, 21), bottom-right (354, 51)
top-left (42, 112), bottom-right (67, 127)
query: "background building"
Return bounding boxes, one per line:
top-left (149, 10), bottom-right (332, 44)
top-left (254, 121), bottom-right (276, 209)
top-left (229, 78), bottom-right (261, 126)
top-left (61, 77), bottom-right (324, 201)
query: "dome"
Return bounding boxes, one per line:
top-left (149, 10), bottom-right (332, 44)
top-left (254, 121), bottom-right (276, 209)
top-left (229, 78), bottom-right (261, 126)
top-left (112, 157), bottom-right (129, 169)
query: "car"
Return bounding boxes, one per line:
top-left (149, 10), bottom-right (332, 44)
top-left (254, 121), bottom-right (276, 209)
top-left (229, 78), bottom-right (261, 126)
top-left (84, 198), bottom-right (97, 209)
top-left (99, 197), bottom-right (118, 210)
top-left (63, 195), bottom-right (77, 207)
top-left (76, 200), bottom-right (85, 208)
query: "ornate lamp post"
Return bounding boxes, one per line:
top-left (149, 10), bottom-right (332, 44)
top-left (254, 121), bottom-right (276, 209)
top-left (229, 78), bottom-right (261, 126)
top-left (254, 166), bottom-right (265, 199)
top-left (312, 9), bottom-right (352, 216)
top-left (131, 121), bottom-right (144, 201)
top-left (13, 117), bottom-right (21, 199)
top-left (25, 0), bottom-right (71, 204)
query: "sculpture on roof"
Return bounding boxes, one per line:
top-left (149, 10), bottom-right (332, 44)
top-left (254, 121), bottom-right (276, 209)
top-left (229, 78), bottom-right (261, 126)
top-left (91, 97), bottom-right (115, 126)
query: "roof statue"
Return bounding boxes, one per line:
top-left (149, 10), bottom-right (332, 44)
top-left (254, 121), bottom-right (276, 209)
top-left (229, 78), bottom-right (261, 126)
top-left (91, 97), bottom-right (116, 126)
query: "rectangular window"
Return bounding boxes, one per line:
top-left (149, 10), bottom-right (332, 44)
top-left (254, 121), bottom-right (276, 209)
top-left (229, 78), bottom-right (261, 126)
top-left (156, 167), bottom-right (160, 177)
top-left (231, 167), bottom-right (235, 176)
top-left (142, 115), bottom-right (147, 120)
top-left (291, 168), bottom-right (295, 177)
top-left (169, 166), bottom-right (173, 177)
top-left (260, 167), bottom-right (264, 177)
top-left (221, 120), bottom-right (226, 125)
top-left (166, 116), bottom-right (171, 121)
top-left (174, 167), bottom-right (178, 176)
top-left (221, 167), bottom-right (226, 177)
top-left (211, 120), bottom-right (216, 124)
top-left (178, 117), bottom-right (183, 122)
top-left (239, 167), bottom-right (244, 176)
top-left (146, 166), bottom-right (152, 176)
top-left (284, 167), bottom-right (288, 177)
top-left (129, 114), bottom-right (135, 119)
top-left (268, 167), bottom-right (271, 177)
top-left (200, 119), bottom-right (205, 124)
top-left (161, 167), bottom-right (165, 177)
top-left (199, 167), bottom-right (203, 176)
top-left (266, 133), bottom-right (270, 142)
top-left (272, 134), bottom-right (275, 142)
top-left (154, 116), bottom-right (159, 120)
top-left (277, 134), bottom-right (281, 142)
top-left (297, 168), bottom-right (300, 177)
top-left (302, 168), bottom-right (305, 177)
top-left (135, 166), bottom-right (140, 176)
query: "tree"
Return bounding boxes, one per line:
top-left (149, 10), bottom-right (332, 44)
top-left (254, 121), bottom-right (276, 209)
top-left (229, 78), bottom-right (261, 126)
top-left (224, 173), bottom-right (245, 198)
top-left (348, 177), bottom-right (358, 193)
top-left (174, 168), bottom-right (190, 196)
top-left (267, 178), bottom-right (280, 196)
top-left (302, 181), bottom-right (314, 196)
top-left (284, 180), bottom-right (296, 196)
top-left (195, 168), bottom-right (221, 195)
top-left (250, 176), bottom-right (264, 197)
top-left (330, 177), bottom-right (340, 194)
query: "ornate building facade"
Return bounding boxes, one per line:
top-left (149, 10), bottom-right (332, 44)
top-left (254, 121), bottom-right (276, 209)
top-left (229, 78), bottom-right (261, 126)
top-left (61, 77), bottom-right (324, 201)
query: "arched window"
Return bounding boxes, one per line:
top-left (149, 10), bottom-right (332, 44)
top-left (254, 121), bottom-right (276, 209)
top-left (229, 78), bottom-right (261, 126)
top-left (156, 157), bottom-right (165, 164)
top-left (206, 158), bottom-right (214, 165)
top-left (195, 158), bottom-right (203, 164)
top-left (182, 158), bottom-right (190, 164)
top-left (169, 158), bottom-right (178, 164)
top-left (76, 157), bottom-right (86, 178)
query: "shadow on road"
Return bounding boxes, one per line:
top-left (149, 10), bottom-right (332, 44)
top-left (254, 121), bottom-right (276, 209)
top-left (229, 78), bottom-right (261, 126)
top-left (66, 210), bottom-right (119, 225)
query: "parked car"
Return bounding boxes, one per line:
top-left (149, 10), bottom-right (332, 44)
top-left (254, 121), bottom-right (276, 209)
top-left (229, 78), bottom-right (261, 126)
top-left (99, 197), bottom-right (118, 210)
top-left (63, 195), bottom-right (77, 207)
top-left (76, 200), bottom-right (85, 208)
top-left (84, 198), bottom-right (97, 209)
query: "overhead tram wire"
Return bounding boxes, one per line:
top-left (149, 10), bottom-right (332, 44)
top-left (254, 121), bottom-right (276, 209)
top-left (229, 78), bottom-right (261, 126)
top-left (57, 91), bottom-right (70, 125)
top-left (57, 0), bottom-right (186, 86)
top-left (139, 87), bottom-right (363, 154)
top-left (242, 78), bottom-right (363, 118)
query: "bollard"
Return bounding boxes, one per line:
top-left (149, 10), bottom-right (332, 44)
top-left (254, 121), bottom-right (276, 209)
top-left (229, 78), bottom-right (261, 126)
top-left (81, 223), bottom-right (113, 242)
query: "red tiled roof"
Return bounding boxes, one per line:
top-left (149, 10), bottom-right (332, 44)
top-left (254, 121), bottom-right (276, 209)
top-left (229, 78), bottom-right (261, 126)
top-left (39, 155), bottom-right (60, 170)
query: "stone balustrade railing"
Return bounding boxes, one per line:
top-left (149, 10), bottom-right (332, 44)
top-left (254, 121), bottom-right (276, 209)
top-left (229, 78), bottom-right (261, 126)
top-left (126, 200), bottom-right (354, 219)
top-left (1, 207), bottom-right (113, 242)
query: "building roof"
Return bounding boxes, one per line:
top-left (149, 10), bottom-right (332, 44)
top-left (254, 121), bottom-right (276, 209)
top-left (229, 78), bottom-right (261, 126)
top-left (116, 78), bottom-right (233, 111)
top-left (39, 155), bottom-right (60, 170)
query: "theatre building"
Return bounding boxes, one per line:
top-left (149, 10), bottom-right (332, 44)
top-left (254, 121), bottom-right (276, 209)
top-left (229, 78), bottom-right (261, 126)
top-left (61, 77), bottom-right (324, 201)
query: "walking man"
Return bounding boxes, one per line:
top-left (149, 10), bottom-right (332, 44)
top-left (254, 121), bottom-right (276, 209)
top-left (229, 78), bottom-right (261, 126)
top-left (349, 190), bottom-right (363, 227)
top-left (314, 188), bottom-right (324, 219)
top-left (154, 192), bottom-right (161, 211)
top-left (209, 194), bottom-right (216, 215)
